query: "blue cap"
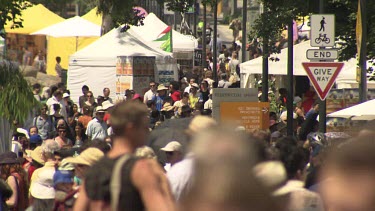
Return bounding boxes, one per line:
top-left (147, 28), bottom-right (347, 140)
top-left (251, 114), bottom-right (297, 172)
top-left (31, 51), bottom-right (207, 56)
top-left (29, 134), bottom-right (42, 144)
top-left (53, 170), bottom-right (73, 187)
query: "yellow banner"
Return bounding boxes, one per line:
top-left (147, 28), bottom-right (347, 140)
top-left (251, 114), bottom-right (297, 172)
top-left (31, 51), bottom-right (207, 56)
top-left (356, 0), bottom-right (362, 82)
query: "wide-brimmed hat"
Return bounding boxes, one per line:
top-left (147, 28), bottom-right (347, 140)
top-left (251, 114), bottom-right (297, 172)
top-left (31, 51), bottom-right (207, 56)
top-left (157, 84), bottom-right (168, 91)
top-left (65, 147), bottom-right (104, 166)
top-left (26, 146), bottom-right (45, 165)
top-left (30, 168), bottom-right (55, 199)
top-left (0, 151), bottom-right (22, 165)
top-left (161, 102), bottom-right (175, 112)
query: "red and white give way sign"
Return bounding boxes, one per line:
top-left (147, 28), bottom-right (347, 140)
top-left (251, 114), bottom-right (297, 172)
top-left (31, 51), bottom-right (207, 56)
top-left (302, 62), bottom-right (344, 100)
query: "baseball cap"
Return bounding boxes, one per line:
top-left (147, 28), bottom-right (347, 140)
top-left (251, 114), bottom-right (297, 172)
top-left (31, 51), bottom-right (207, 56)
top-left (53, 170), bottom-right (74, 187)
top-left (29, 134), bottom-right (42, 144)
top-left (63, 93), bottom-right (70, 98)
top-left (161, 141), bottom-right (182, 152)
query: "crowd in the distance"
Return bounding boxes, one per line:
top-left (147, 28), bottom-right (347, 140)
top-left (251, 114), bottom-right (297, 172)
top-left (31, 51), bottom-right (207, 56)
top-left (1, 76), bottom-right (374, 211)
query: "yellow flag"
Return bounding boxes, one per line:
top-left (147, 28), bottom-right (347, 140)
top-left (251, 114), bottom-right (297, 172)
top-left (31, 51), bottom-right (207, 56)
top-left (356, 0), bottom-right (362, 82)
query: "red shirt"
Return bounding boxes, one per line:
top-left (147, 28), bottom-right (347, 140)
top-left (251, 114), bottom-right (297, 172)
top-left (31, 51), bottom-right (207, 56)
top-left (170, 91), bottom-right (181, 102)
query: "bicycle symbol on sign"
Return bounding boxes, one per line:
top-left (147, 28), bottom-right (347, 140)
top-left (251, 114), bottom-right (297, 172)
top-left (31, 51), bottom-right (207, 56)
top-left (315, 33), bottom-right (330, 44)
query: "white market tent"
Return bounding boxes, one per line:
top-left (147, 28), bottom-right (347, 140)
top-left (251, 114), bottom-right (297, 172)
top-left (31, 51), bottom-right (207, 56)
top-left (31, 16), bottom-right (101, 37)
top-left (67, 26), bottom-right (175, 105)
top-left (240, 41), bottom-right (375, 88)
top-left (131, 13), bottom-right (198, 52)
top-left (327, 99), bottom-right (375, 121)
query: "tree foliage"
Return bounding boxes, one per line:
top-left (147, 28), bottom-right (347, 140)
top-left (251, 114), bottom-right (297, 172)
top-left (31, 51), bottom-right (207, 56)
top-left (250, 0), bottom-right (375, 61)
top-left (161, 0), bottom-right (195, 13)
top-left (0, 62), bottom-right (39, 124)
top-left (249, 0), bottom-right (309, 57)
top-left (95, 0), bottom-right (145, 33)
top-left (0, 0), bottom-right (31, 37)
top-left (325, 0), bottom-right (375, 62)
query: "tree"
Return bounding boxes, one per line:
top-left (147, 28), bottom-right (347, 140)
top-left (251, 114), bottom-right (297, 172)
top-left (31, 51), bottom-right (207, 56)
top-left (249, 0), bottom-right (309, 57)
top-left (0, 0), bottom-right (31, 38)
top-left (250, 0), bottom-right (375, 62)
top-left (95, 0), bottom-right (145, 35)
top-left (325, 0), bottom-right (374, 62)
top-left (0, 62), bottom-right (39, 124)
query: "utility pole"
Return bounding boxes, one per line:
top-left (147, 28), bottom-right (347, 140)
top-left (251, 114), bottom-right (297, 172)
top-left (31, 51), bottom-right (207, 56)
top-left (261, 38), bottom-right (268, 102)
top-left (241, 0), bottom-right (247, 63)
top-left (202, 3), bottom-right (207, 68)
top-left (287, 20), bottom-right (294, 136)
top-left (213, 0), bottom-right (218, 82)
top-left (318, 0), bottom-right (326, 133)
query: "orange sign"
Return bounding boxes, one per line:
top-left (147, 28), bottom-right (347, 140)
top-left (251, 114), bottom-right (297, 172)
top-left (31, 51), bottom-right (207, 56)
top-left (220, 102), bottom-right (270, 131)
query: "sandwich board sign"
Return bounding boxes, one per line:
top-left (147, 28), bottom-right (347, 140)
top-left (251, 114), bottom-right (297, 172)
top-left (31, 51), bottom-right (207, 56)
top-left (302, 62), bottom-right (344, 100)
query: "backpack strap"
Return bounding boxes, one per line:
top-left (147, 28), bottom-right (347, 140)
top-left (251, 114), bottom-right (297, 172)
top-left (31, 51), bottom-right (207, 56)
top-left (110, 154), bottom-right (131, 211)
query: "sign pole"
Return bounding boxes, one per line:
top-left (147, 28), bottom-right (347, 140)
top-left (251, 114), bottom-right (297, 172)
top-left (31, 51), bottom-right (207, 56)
top-left (319, 0), bottom-right (326, 133)
top-left (202, 3), bottom-right (207, 68)
top-left (287, 20), bottom-right (294, 136)
top-left (241, 0), bottom-right (247, 63)
top-left (212, 0), bottom-right (218, 82)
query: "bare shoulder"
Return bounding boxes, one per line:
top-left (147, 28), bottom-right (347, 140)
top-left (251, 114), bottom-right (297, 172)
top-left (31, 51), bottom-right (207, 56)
top-left (131, 159), bottom-right (164, 183)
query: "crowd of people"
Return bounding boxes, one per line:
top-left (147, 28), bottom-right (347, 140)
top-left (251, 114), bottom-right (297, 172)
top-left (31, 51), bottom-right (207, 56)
top-left (0, 42), bottom-right (370, 210)
top-left (1, 95), bottom-right (375, 210)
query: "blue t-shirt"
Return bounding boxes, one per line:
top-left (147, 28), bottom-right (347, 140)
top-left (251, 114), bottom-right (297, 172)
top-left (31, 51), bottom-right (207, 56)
top-left (152, 95), bottom-right (165, 111)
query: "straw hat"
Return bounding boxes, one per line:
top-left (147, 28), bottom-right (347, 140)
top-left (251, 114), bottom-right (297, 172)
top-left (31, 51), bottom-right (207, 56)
top-left (157, 84), bottom-right (168, 91)
top-left (65, 147), bottom-right (104, 166)
top-left (26, 146), bottom-right (45, 165)
top-left (161, 102), bottom-right (175, 112)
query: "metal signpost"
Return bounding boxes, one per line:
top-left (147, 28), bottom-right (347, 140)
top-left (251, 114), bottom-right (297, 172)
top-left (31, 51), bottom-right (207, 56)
top-left (304, 13), bottom-right (344, 133)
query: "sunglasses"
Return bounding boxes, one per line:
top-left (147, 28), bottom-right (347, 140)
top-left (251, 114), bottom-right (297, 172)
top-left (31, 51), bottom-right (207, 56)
top-left (58, 130), bottom-right (66, 133)
top-left (87, 95), bottom-right (92, 98)
top-left (150, 84), bottom-right (156, 87)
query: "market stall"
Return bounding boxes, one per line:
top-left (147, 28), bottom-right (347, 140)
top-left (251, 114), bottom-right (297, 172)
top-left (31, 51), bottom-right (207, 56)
top-left (68, 26), bottom-right (178, 105)
top-left (31, 16), bottom-right (101, 75)
top-left (4, 4), bottom-right (64, 65)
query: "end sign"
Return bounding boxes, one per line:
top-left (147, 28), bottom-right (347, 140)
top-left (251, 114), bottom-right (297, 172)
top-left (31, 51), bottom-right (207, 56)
top-left (302, 62), bottom-right (344, 100)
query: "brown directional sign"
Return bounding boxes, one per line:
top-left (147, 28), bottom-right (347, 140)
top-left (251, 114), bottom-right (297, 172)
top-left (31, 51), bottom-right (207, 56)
top-left (220, 102), bottom-right (270, 131)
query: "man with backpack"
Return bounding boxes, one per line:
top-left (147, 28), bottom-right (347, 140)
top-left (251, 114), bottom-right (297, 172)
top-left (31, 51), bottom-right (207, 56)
top-left (73, 101), bottom-right (175, 211)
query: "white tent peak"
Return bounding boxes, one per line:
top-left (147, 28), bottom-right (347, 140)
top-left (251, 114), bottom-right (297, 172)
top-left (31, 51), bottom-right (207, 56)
top-left (132, 13), bottom-right (198, 51)
top-left (31, 16), bottom-right (101, 37)
top-left (71, 26), bottom-right (172, 60)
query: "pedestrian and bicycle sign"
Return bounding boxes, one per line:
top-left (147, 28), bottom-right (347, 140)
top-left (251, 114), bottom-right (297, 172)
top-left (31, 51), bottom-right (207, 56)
top-left (310, 14), bottom-right (335, 47)
top-left (302, 62), bottom-right (344, 100)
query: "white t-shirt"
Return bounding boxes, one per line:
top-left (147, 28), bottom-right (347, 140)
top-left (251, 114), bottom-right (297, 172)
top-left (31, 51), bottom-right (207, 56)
top-left (143, 89), bottom-right (156, 103)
